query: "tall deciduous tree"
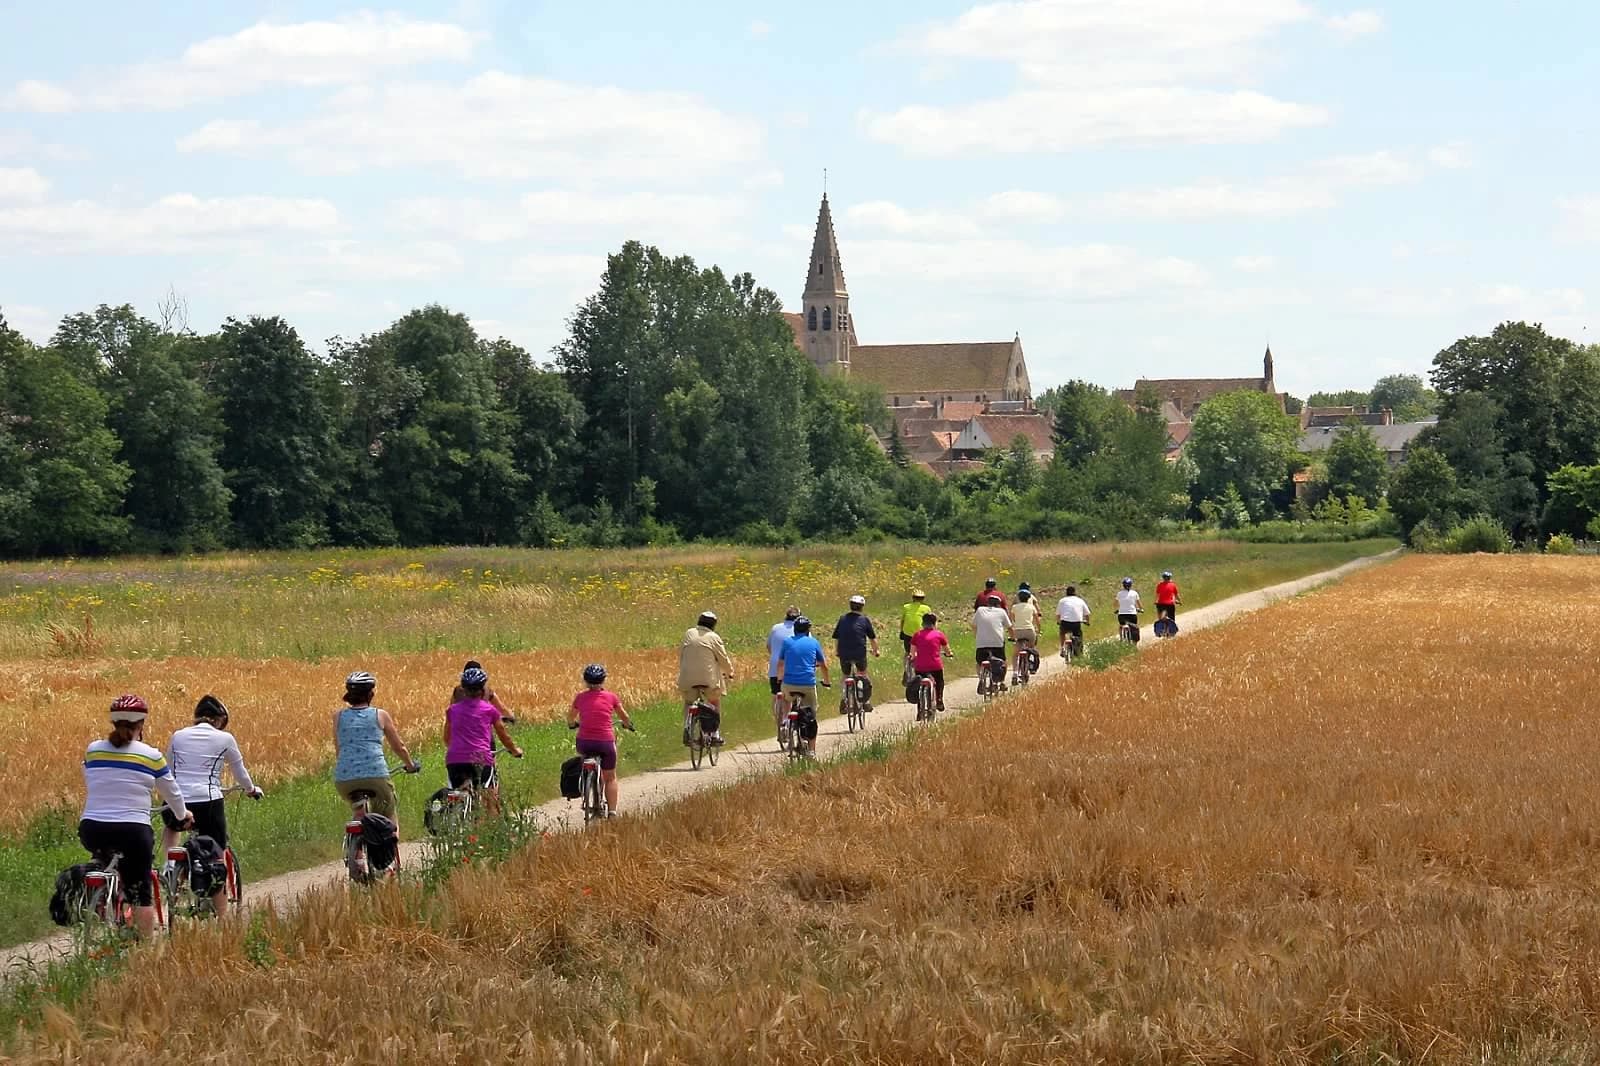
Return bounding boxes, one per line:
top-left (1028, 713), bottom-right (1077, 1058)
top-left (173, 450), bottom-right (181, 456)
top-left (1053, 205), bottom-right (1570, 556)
top-left (1388, 445), bottom-right (1460, 537)
top-left (215, 316), bottom-right (334, 548)
top-left (1049, 380), bottom-right (1109, 466)
top-left (1185, 391), bottom-right (1300, 520)
top-left (1322, 419), bottom-right (1388, 504)
top-left (1369, 373), bottom-right (1436, 421)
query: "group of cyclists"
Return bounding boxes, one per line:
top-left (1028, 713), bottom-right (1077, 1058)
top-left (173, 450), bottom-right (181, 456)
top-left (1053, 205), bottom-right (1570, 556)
top-left (74, 570), bottom-right (1184, 934)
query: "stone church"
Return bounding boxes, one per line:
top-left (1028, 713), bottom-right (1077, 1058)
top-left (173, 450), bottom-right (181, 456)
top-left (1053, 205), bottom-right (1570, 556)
top-left (782, 194), bottom-right (1034, 413)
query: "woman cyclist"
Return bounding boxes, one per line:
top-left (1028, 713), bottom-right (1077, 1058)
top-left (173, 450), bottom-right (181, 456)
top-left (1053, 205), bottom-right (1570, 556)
top-left (568, 664), bottom-right (635, 817)
top-left (444, 665), bottom-right (523, 814)
top-left (332, 671), bottom-right (420, 832)
top-left (160, 694), bottom-right (262, 918)
top-left (81, 694), bottom-right (191, 937)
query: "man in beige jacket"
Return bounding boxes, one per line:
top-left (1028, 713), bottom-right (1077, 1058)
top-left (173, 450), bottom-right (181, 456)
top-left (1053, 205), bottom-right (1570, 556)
top-left (678, 611), bottom-right (734, 745)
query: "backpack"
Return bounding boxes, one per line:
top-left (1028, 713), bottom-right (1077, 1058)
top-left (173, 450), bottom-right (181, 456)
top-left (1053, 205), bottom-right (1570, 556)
top-left (48, 863), bottom-right (92, 927)
top-left (695, 704), bottom-right (721, 734)
top-left (559, 755), bottom-right (584, 799)
top-left (360, 813), bottom-right (399, 871)
top-left (853, 675), bottom-right (873, 705)
top-left (901, 658), bottom-right (917, 687)
top-left (185, 835), bottom-right (229, 897)
top-left (422, 787), bottom-right (455, 836)
top-left (1154, 618), bottom-right (1178, 638)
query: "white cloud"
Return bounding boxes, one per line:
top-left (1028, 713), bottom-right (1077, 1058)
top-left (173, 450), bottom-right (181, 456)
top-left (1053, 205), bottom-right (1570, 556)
top-left (1232, 254), bottom-right (1278, 273)
top-left (845, 200), bottom-right (981, 239)
top-left (979, 190), bottom-right (1065, 223)
top-left (847, 235), bottom-right (1208, 300)
top-left (1479, 284), bottom-right (1584, 314)
top-left (178, 73), bottom-right (762, 180)
top-left (0, 193), bottom-right (339, 253)
top-left (1098, 150), bottom-right (1422, 219)
top-left (4, 12), bottom-right (476, 112)
top-left (863, 0), bottom-right (1341, 153)
top-left (0, 130), bottom-right (82, 161)
top-left (749, 20), bottom-right (773, 38)
top-left (0, 167), bottom-right (49, 203)
top-left (1426, 140), bottom-right (1472, 169)
top-left (1557, 196), bottom-right (1600, 242)
top-left (0, 303), bottom-right (55, 342)
top-left (390, 190), bottom-right (751, 247)
top-left (1325, 10), bottom-right (1384, 37)
top-left (289, 239), bottom-right (463, 282)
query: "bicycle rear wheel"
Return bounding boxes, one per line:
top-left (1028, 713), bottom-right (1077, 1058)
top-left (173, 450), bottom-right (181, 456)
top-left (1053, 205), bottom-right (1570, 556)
top-left (690, 722), bottom-right (705, 770)
top-left (225, 848), bottom-right (244, 906)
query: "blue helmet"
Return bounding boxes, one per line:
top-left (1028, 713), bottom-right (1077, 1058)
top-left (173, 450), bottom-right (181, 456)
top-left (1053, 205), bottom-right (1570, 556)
top-left (582, 663), bottom-right (607, 684)
top-left (461, 666), bottom-right (489, 687)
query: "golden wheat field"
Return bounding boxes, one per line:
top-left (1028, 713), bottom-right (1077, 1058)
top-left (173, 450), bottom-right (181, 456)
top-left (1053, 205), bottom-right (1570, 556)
top-left (16, 553), bottom-right (1600, 1064)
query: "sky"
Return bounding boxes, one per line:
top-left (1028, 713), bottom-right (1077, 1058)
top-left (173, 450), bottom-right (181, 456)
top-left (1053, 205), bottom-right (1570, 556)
top-left (1, 0), bottom-right (1596, 398)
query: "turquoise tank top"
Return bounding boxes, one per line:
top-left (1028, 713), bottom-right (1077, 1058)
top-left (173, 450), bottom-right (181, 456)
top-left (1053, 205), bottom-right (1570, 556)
top-left (333, 706), bottom-right (388, 782)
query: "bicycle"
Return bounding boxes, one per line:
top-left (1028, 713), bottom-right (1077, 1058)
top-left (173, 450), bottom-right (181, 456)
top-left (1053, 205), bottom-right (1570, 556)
top-left (1119, 617), bottom-right (1139, 643)
top-left (571, 722), bottom-right (634, 823)
top-left (783, 692), bottom-right (806, 761)
top-left (914, 673), bottom-right (937, 723)
top-left (1012, 639), bottom-right (1034, 689)
top-left (976, 653), bottom-right (1004, 701)
top-left (80, 850), bottom-right (164, 933)
top-left (344, 761), bottom-right (420, 884)
top-left (772, 687), bottom-right (792, 748)
top-left (685, 686), bottom-right (720, 770)
top-left (841, 672), bottom-right (868, 733)
top-left (161, 786), bottom-right (254, 925)
top-left (424, 750), bottom-right (509, 836)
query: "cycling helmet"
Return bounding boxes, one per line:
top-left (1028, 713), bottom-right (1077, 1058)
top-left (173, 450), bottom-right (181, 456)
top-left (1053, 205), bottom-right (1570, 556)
top-left (849, 594), bottom-right (865, 607)
top-left (109, 694), bottom-right (148, 723)
top-left (194, 694), bottom-right (228, 723)
top-left (345, 671), bottom-right (377, 687)
top-left (793, 616), bottom-right (812, 633)
top-left (1019, 581), bottom-right (1031, 591)
top-left (582, 663), bottom-right (607, 684)
top-left (1018, 589), bottom-right (1032, 602)
top-left (1161, 571), bottom-right (1173, 580)
top-left (984, 577), bottom-right (998, 588)
top-left (461, 666), bottom-right (489, 687)
top-left (987, 595), bottom-right (1002, 607)
top-left (1121, 577), bottom-right (1133, 588)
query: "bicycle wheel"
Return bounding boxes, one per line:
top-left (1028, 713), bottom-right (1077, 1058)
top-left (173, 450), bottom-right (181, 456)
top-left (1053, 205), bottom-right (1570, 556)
top-left (690, 721), bottom-right (704, 770)
top-left (150, 873), bottom-right (164, 931)
top-left (226, 848), bottom-right (244, 906)
top-left (707, 735), bottom-right (720, 766)
top-left (160, 866), bottom-right (181, 930)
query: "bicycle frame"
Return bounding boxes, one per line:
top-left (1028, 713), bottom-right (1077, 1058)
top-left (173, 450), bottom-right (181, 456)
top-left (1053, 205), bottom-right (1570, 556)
top-left (579, 756), bottom-right (606, 821)
top-left (344, 761), bottom-right (416, 882)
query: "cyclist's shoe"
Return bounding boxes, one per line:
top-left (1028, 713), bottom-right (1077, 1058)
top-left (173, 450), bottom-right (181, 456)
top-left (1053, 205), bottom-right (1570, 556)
top-left (863, 702), bottom-right (872, 712)
top-left (709, 732), bottom-right (726, 746)
top-left (936, 701), bottom-right (946, 712)
top-left (778, 723), bottom-right (791, 746)
top-left (605, 810), bottom-right (620, 819)
top-left (681, 726), bottom-right (693, 747)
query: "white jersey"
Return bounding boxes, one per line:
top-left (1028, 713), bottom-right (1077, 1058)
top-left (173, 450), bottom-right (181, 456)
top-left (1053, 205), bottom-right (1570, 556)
top-left (1009, 600), bottom-right (1041, 633)
top-left (1056, 595), bottom-right (1090, 623)
top-left (169, 722), bottom-right (257, 803)
top-left (82, 738), bottom-right (186, 824)
top-left (766, 620), bottom-right (796, 677)
top-left (1116, 589), bottom-right (1142, 615)
top-left (973, 605), bottom-right (1011, 648)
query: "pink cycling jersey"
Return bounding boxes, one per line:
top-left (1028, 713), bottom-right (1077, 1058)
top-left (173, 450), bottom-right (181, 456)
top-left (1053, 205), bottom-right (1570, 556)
top-left (572, 689), bottom-right (622, 742)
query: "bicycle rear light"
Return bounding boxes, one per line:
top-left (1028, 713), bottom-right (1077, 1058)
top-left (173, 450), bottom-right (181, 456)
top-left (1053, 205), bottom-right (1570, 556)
top-left (84, 871), bottom-right (107, 888)
top-left (166, 847), bottom-right (188, 862)
top-left (345, 820), bottom-right (364, 835)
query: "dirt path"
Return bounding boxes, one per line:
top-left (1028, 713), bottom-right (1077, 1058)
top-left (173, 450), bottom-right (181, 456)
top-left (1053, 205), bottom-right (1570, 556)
top-left (1, 549), bottom-right (1398, 971)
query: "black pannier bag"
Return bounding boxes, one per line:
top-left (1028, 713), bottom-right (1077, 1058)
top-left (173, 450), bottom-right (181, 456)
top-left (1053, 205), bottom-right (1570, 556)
top-left (696, 704), bottom-right (722, 734)
top-left (48, 863), bottom-right (92, 926)
top-left (855, 676), bottom-right (874, 704)
top-left (360, 813), bottom-right (399, 871)
top-left (559, 755), bottom-right (584, 799)
top-left (185, 834), bottom-right (228, 897)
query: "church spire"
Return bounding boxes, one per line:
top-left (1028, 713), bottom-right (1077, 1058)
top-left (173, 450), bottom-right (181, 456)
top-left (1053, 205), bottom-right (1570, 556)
top-left (803, 193), bottom-right (847, 299)
top-left (799, 190), bottom-right (851, 375)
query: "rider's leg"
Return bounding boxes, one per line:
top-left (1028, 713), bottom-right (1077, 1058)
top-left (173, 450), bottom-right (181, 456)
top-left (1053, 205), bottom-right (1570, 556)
top-left (933, 669), bottom-right (946, 711)
top-left (601, 768), bottom-right (619, 812)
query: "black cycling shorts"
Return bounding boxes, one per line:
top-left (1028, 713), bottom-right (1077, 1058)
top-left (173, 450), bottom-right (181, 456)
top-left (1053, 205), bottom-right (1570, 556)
top-left (769, 676), bottom-right (782, 695)
top-left (1058, 620), bottom-right (1083, 639)
top-left (160, 798), bottom-right (228, 848)
top-left (1156, 603), bottom-right (1176, 621)
top-left (976, 646), bottom-right (1004, 666)
top-left (838, 656), bottom-right (868, 675)
top-left (78, 819), bottom-right (155, 907)
top-left (447, 762), bottom-right (499, 790)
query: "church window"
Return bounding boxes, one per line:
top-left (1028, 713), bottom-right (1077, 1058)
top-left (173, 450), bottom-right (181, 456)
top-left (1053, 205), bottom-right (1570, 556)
top-left (822, 306), bottom-right (832, 331)
top-left (807, 307), bottom-right (817, 331)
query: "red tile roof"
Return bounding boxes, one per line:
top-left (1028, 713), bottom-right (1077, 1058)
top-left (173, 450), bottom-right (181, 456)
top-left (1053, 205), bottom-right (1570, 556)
top-left (851, 341), bottom-right (1016, 393)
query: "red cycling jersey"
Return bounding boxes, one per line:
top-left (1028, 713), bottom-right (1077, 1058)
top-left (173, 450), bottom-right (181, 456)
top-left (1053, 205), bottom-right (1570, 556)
top-left (1155, 580), bottom-right (1179, 606)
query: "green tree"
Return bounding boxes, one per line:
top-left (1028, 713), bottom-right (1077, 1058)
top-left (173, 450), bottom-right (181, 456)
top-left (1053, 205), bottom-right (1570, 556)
top-left (1306, 388), bottom-right (1370, 408)
top-left (1432, 321), bottom-right (1568, 479)
top-left (886, 419), bottom-right (910, 468)
top-left (1322, 419), bottom-right (1388, 504)
top-left (215, 316), bottom-right (335, 548)
top-left (1555, 345), bottom-right (1600, 468)
top-left (1388, 445), bottom-right (1460, 537)
top-left (1542, 463), bottom-right (1600, 537)
top-left (0, 325), bottom-right (129, 555)
top-left (1049, 380), bottom-right (1108, 466)
top-left (997, 435), bottom-right (1039, 493)
top-left (52, 305), bottom-right (230, 551)
top-left (1185, 391), bottom-right (1300, 520)
top-left (1370, 373), bottom-right (1436, 422)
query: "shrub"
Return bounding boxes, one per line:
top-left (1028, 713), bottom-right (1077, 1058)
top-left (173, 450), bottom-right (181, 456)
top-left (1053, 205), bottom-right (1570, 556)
top-left (1443, 514), bottom-right (1512, 554)
top-left (1546, 532), bottom-right (1577, 555)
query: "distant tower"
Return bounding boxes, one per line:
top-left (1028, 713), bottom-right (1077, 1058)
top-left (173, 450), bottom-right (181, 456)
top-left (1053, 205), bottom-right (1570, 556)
top-left (800, 192), bottom-right (850, 375)
top-left (1263, 345), bottom-right (1276, 393)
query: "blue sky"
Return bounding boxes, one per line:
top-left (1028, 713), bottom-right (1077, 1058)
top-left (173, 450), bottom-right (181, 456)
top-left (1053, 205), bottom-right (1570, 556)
top-left (1, 1), bottom-right (1596, 397)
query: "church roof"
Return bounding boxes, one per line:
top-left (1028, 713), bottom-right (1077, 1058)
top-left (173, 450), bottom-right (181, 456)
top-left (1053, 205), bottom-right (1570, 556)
top-left (953, 414), bottom-right (1054, 455)
top-left (851, 341), bottom-right (1016, 393)
top-left (780, 312), bottom-right (806, 351)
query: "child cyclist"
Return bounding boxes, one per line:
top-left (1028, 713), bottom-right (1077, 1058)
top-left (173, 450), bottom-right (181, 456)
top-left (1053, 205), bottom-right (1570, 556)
top-left (444, 665), bottom-right (523, 814)
top-left (568, 664), bottom-right (635, 817)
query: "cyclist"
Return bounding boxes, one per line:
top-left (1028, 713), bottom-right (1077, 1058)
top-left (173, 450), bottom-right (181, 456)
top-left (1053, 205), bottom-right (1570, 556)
top-left (444, 666), bottom-right (524, 815)
top-left (910, 612), bottom-right (954, 712)
top-left (972, 577), bottom-right (1008, 611)
top-left (766, 605), bottom-right (800, 698)
top-left (1155, 570), bottom-right (1182, 627)
top-left (831, 594), bottom-right (880, 712)
top-left (678, 611), bottom-right (734, 746)
top-left (81, 694), bottom-right (191, 937)
top-left (1115, 577), bottom-right (1142, 644)
top-left (973, 594), bottom-right (1012, 691)
top-left (568, 664), bottom-right (634, 817)
top-left (775, 615), bottom-right (832, 757)
top-left (160, 695), bottom-right (261, 917)
top-left (1055, 584), bottom-right (1091, 656)
top-left (898, 589), bottom-right (928, 655)
top-left (332, 671), bottom-right (420, 833)
top-left (451, 659), bottom-right (516, 725)
top-left (1009, 588), bottom-right (1042, 673)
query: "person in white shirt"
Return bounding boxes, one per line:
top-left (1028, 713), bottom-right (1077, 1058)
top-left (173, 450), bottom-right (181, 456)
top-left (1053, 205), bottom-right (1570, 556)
top-left (1115, 576), bottom-right (1142, 644)
top-left (81, 694), bottom-right (191, 938)
top-left (973, 595), bottom-right (1012, 689)
top-left (161, 696), bottom-right (261, 849)
top-left (1008, 589), bottom-right (1041, 653)
top-left (1055, 585), bottom-right (1091, 656)
top-left (767, 605), bottom-right (799, 727)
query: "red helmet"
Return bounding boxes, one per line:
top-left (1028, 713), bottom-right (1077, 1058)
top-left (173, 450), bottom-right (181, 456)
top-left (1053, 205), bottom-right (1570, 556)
top-left (109, 694), bottom-right (149, 723)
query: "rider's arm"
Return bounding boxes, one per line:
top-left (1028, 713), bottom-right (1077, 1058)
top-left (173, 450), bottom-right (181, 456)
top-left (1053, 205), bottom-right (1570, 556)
top-left (441, 712), bottom-right (452, 750)
top-left (153, 770), bottom-right (190, 823)
top-left (488, 689), bottom-right (514, 719)
top-left (223, 735), bottom-right (259, 796)
top-left (377, 709), bottom-right (415, 769)
top-left (567, 701), bottom-right (581, 728)
top-left (715, 636), bottom-right (735, 680)
top-left (816, 651), bottom-right (831, 685)
top-left (615, 699), bottom-right (634, 731)
top-left (492, 716), bottom-right (523, 758)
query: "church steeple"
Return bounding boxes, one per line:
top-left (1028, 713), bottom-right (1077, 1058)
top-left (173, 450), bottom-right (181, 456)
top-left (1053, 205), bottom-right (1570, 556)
top-left (1263, 345), bottom-right (1275, 390)
top-left (800, 192), bottom-right (851, 375)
